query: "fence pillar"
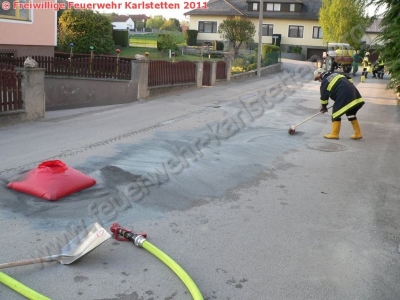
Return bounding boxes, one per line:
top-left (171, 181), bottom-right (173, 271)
top-left (224, 54), bottom-right (232, 81)
top-left (17, 67), bottom-right (45, 120)
top-left (131, 60), bottom-right (149, 99)
top-left (210, 61), bottom-right (217, 86)
top-left (195, 61), bottom-right (203, 88)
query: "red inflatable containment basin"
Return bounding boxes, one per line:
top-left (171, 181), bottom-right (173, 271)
top-left (7, 160), bottom-right (96, 201)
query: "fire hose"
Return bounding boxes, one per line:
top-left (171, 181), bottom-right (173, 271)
top-left (110, 223), bottom-right (203, 300)
top-left (0, 271), bottom-right (51, 300)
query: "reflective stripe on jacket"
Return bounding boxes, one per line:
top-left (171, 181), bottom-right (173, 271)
top-left (362, 57), bottom-right (369, 68)
top-left (320, 73), bottom-right (364, 119)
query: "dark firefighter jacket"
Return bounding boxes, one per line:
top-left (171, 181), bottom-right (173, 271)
top-left (320, 72), bottom-right (364, 119)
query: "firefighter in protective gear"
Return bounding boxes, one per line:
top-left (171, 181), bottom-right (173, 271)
top-left (313, 68), bottom-right (365, 140)
top-left (361, 52), bottom-right (370, 79)
top-left (372, 55), bottom-right (385, 79)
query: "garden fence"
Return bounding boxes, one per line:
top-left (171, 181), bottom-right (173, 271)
top-left (0, 69), bottom-right (23, 112)
top-left (0, 56), bottom-right (132, 80)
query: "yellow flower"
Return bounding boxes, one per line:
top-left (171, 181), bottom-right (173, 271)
top-left (231, 66), bottom-right (245, 74)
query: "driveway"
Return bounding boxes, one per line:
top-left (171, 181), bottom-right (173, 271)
top-left (0, 59), bottom-right (399, 300)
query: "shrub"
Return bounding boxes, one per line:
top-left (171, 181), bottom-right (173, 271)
top-left (231, 66), bottom-right (245, 74)
top-left (185, 30), bottom-right (198, 46)
top-left (262, 44), bottom-right (281, 54)
top-left (287, 45), bottom-right (302, 54)
top-left (232, 57), bottom-right (245, 68)
top-left (112, 30), bottom-right (129, 47)
top-left (216, 41), bottom-right (224, 51)
top-left (247, 63), bottom-right (256, 71)
top-left (248, 55), bottom-right (256, 64)
top-left (262, 45), bottom-right (280, 63)
top-left (58, 9), bottom-right (115, 54)
top-left (262, 52), bottom-right (280, 67)
top-left (157, 34), bottom-right (178, 51)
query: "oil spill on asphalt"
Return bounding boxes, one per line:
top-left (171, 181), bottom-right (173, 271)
top-left (0, 122), bottom-right (302, 229)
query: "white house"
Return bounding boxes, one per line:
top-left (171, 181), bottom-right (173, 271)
top-left (129, 14), bottom-right (148, 30)
top-left (185, 0), bottom-right (325, 59)
top-left (185, 0), bottom-right (383, 60)
top-left (363, 18), bottom-right (382, 46)
top-left (112, 15), bottom-right (135, 30)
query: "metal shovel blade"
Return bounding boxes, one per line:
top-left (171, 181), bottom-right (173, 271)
top-left (58, 222), bottom-right (111, 264)
top-left (0, 222), bottom-right (111, 269)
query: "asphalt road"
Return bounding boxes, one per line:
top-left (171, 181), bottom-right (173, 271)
top-left (0, 59), bottom-right (399, 300)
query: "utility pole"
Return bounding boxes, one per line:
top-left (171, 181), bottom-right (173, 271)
top-left (257, 0), bottom-right (264, 77)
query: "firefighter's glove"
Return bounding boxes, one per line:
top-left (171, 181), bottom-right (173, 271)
top-left (320, 105), bottom-right (328, 113)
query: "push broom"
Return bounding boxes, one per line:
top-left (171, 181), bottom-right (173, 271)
top-left (288, 106), bottom-right (332, 135)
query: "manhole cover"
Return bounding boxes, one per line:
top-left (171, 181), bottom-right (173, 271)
top-left (306, 142), bottom-right (346, 152)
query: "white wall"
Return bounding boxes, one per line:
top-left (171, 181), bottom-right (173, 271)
top-left (113, 18), bottom-right (135, 30)
top-left (189, 15), bottom-right (325, 47)
top-left (363, 32), bottom-right (382, 46)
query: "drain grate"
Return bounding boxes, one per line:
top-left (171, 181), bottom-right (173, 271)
top-left (306, 142), bottom-right (346, 152)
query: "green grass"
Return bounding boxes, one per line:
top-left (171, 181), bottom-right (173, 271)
top-left (129, 33), bottom-right (186, 48)
top-left (129, 34), bottom-right (158, 47)
top-left (117, 46), bottom-right (222, 62)
top-left (126, 33), bottom-right (221, 61)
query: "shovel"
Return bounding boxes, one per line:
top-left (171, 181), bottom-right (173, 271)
top-left (0, 222), bottom-right (111, 269)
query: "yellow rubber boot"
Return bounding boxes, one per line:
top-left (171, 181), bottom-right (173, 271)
top-left (350, 119), bottom-right (362, 140)
top-left (324, 121), bottom-right (341, 139)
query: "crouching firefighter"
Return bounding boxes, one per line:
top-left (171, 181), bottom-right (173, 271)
top-left (313, 68), bottom-right (365, 140)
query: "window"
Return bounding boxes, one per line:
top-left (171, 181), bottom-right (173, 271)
top-left (288, 25), bottom-right (304, 38)
top-left (266, 3), bottom-right (281, 11)
top-left (290, 4), bottom-right (295, 11)
top-left (313, 26), bottom-right (323, 39)
top-left (252, 3), bottom-right (258, 11)
top-left (0, 0), bottom-right (31, 21)
top-left (262, 24), bottom-right (274, 36)
top-left (198, 21), bottom-right (217, 33)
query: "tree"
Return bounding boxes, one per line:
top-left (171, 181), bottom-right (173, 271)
top-left (157, 34), bottom-right (178, 51)
top-left (160, 19), bottom-right (180, 31)
top-left (218, 17), bottom-right (256, 57)
top-left (56, 0), bottom-right (69, 21)
top-left (135, 20), bottom-right (145, 31)
top-left (180, 20), bottom-right (189, 28)
top-left (171, 18), bottom-right (181, 31)
top-left (319, 0), bottom-right (372, 48)
top-left (58, 9), bottom-right (115, 54)
top-left (369, 0), bottom-right (400, 92)
top-left (146, 15), bottom-right (166, 30)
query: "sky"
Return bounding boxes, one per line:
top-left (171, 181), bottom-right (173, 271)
top-left (367, 3), bottom-right (386, 17)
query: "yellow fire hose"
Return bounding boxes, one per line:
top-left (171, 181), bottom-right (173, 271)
top-left (110, 223), bottom-right (203, 300)
top-left (0, 271), bottom-right (51, 300)
top-left (142, 240), bottom-right (203, 300)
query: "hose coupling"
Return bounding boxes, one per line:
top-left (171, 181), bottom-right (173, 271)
top-left (110, 222), bottom-right (147, 243)
top-left (134, 235), bottom-right (146, 247)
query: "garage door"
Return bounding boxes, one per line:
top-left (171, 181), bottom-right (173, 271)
top-left (307, 48), bottom-right (325, 61)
